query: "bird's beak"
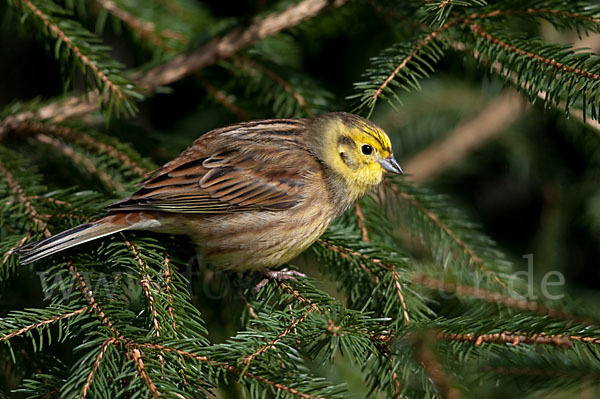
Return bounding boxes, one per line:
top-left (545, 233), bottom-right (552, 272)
top-left (379, 156), bottom-right (404, 175)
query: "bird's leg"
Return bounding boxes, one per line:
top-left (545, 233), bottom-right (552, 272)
top-left (254, 267), bottom-right (306, 292)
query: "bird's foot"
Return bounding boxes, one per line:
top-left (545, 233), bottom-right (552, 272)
top-left (254, 267), bottom-right (306, 292)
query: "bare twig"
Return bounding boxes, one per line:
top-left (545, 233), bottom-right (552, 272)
top-left (403, 91), bottom-right (527, 182)
top-left (355, 203), bottom-right (370, 241)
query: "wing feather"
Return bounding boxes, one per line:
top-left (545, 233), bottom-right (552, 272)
top-left (106, 120), bottom-right (315, 214)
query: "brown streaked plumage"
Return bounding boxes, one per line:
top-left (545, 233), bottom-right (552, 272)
top-left (16, 112), bottom-right (403, 270)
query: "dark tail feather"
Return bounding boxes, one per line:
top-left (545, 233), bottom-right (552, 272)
top-left (15, 221), bottom-right (128, 264)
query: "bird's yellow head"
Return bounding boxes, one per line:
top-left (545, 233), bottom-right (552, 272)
top-left (312, 112), bottom-right (403, 200)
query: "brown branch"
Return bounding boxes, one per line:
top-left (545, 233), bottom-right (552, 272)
top-left (129, 348), bottom-right (162, 398)
top-left (316, 239), bottom-right (411, 322)
top-left (411, 273), bottom-right (599, 325)
top-left (354, 203), bottom-right (370, 242)
top-left (0, 0), bottom-right (345, 137)
top-left (413, 334), bottom-right (462, 399)
top-left (80, 337), bottom-right (118, 399)
top-left (439, 331), bottom-right (579, 348)
top-left (234, 56), bottom-right (313, 116)
top-left (0, 161), bottom-right (51, 237)
top-left (26, 195), bottom-right (76, 210)
top-left (138, 343), bottom-right (326, 399)
top-left (35, 133), bottom-right (125, 192)
top-left (403, 91), bottom-right (527, 182)
top-left (136, 0), bottom-right (347, 90)
top-left (0, 307), bottom-right (86, 344)
top-left (18, 0), bottom-right (124, 99)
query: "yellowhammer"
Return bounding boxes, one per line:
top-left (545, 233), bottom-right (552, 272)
top-left (16, 112), bottom-right (402, 272)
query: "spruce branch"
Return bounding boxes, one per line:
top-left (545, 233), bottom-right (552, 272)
top-left (80, 337), bottom-right (118, 399)
top-left (92, 0), bottom-right (172, 51)
top-left (411, 273), bottom-right (599, 325)
top-left (135, 0), bottom-right (348, 90)
top-left (413, 333), bottom-right (462, 399)
top-left (468, 22), bottom-right (600, 82)
top-left (439, 331), bottom-right (600, 348)
top-left (138, 343), bottom-right (328, 399)
top-left (0, 160), bottom-right (51, 238)
top-left (0, 306), bottom-right (86, 345)
top-left (198, 78), bottom-right (249, 120)
top-left (233, 56), bottom-right (314, 117)
top-left (34, 133), bottom-right (126, 192)
top-left (0, 0), bottom-right (346, 136)
top-left (128, 347), bottom-right (162, 398)
top-left (9, 0), bottom-right (140, 117)
top-left (14, 122), bottom-right (149, 177)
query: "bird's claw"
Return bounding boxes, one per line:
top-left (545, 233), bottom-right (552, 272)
top-left (254, 267), bottom-right (306, 292)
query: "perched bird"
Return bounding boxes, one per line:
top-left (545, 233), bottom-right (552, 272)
top-left (16, 112), bottom-right (403, 272)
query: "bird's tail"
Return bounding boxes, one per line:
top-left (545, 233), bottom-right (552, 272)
top-left (15, 218), bottom-right (130, 265)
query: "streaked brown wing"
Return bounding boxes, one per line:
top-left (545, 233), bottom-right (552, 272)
top-left (106, 121), bottom-right (314, 214)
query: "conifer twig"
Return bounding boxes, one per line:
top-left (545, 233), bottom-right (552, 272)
top-left (35, 133), bottom-right (125, 192)
top-left (0, 307), bottom-right (86, 344)
top-left (234, 56), bottom-right (313, 116)
top-left (129, 347), bottom-right (162, 398)
top-left (68, 261), bottom-right (122, 338)
top-left (137, 343), bottom-right (327, 399)
top-left (2, 232), bottom-right (31, 265)
top-left (243, 303), bottom-right (318, 365)
top-left (16, 122), bottom-right (148, 177)
top-left (0, 161), bottom-right (51, 237)
top-left (80, 337), bottom-right (118, 399)
top-left (163, 255), bottom-right (178, 331)
top-left (467, 22), bottom-right (600, 81)
top-left (413, 333), bottom-right (462, 399)
top-left (0, 0), bottom-right (346, 137)
top-left (93, 0), bottom-right (169, 50)
top-left (411, 273), bottom-right (598, 326)
top-left (124, 239), bottom-right (161, 336)
top-left (198, 78), bottom-right (249, 120)
top-left (439, 331), bottom-right (579, 348)
top-left (18, 0), bottom-right (124, 99)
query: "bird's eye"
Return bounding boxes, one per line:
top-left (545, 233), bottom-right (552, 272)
top-left (361, 144), bottom-right (373, 155)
